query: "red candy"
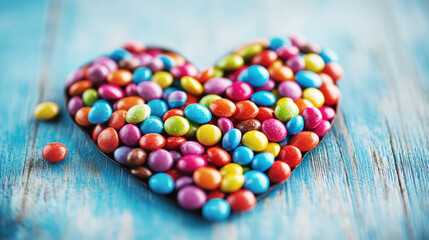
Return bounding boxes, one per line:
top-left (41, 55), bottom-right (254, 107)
top-left (234, 100), bottom-right (259, 120)
top-left (164, 137), bottom-right (186, 150)
top-left (267, 161), bottom-right (291, 183)
top-left (251, 50), bottom-right (278, 67)
top-left (42, 143), bottom-right (68, 163)
top-left (322, 62), bottom-right (343, 82)
top-left (139, 133), bottom-right (166, 150)
top-left (97, 127), bottom-right (119, 153)
top-left (92, 124), bottom-right (107, 141)
top-left (226, 189), bottom-right (257, 212)
top-left (256, 107), bottom-right (275, 122)
top-left (163, 109), bottom-right (185, 122)
top-left (206, 147), bottom-right (231, 166)
top-left (278, 145), bottom-right (302, 167)
top-left (108, 110), bottom-right (127, 130)
top-left (288, 131), bottom-right (319, 152)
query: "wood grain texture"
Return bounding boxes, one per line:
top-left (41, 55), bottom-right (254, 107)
top-left (1, 0), bottom-right (428, 239)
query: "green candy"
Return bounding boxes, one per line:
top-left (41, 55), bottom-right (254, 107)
top-left (184, 121), bottom-right (199, 138)
top-left (82, 89), bottom-right (99, 106)
top-left (274, 98), bottom-right (299, 122)
top-left (199, 94), bottom-right (221, 108)
top-left (237, 44), bottom-right (263, 61)
top-left (126, 104), bottom-right (151, 124)
top-left (164, 116), bottom-right (190, 136)
top-left (212, 68), bottom-right (224, 78)
top-left (216, 54), bottom-right (244, 71)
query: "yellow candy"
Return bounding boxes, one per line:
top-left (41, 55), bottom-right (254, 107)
top-left (220, 173), bottom-right (245, 192)
top-left (180, 76), bottom-right (203, 95)
top-left (220, 163), bottom-right (243, 176)
top-left (196, 124), bottom-right (222, 146)
top-left (34, 102), bottom-right (59, 120)
top-left (151, 71), bottom-right (173, 88)
top-left (303, 53), bottom-right (325, 72)
top-left (242, 130), bottom-right (268, 152)
top-left (261, 142), bottom-right (281, 157)
top-left (303, 88), bottom-right (325, 108)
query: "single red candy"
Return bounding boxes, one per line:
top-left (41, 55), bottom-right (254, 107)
top-left (42, 143), bottom-right (68, 163)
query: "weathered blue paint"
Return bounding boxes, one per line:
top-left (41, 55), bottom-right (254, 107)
top-left (1, 0), bottom-right (428, 239)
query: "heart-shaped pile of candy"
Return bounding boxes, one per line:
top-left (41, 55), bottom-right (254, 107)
top-left (65, 34), bottom-right (343, 221)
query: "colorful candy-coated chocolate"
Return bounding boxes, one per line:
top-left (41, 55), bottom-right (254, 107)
top-left (261, 119), bottom-right (287, 142)
top-left (108, 110), bottom-right (127, 130)
top-left (222, 129), bottom-right (242, 152)
top-left (242, 130), bottom-right (268, 152)
top-left (193, 167), bottom-right (222, 190)
top-left (286, 115), bottom-right (304, 135)
top-left (319, 48), bottom-right (339, 63)
top-left (75, 107), bottom-right (92, 126)
top-left (147, 149), bottom-right (174, 172)
top-left (251, 50), bottom-right (278, 67)
top-left (278, 81), bottom-right (302, 100)
top-left (279, 145), bottom-right (302, 167)
top-left (199, 94), bottom-right (221, 108)
top-left (295, 70), bottom-right (322, 89)
top-left (180, 141), bottom-right (205, 155)
top-left (119, 124), bottom-right (141, 146)
top-left (136, 81), bottom-right (163, 101)
top-left (209, 98), bottom-right (236, 118)
top-left (139, 133), bottom-right (166, 150)
top-left (151, 71), bottom-right (173, 88)
top-left (107, 69), bottom-right (132, 86)
top-left (322, 62), bottom-right (343, 81)
top-left (167, 91), bottom-right (187, 108)
top-left (319, 106), bottom-right (336, 120)
top-left (269, 37), bottom-right (291, 51)
top-left (184, 104), bottom-right (212, 124)
top-left (82, 89), bottom-right (99, 106)
top-left (176, 154), bottom-right (207, 174)
top-left (204, 77), bottom-right (232, 95)
top-left (42, 143), bottom-right (67, 162)
top-left (261, 142), bottom-right (281, 157)
top-left (225, 82), bottom-right (253, 101)
top-left (164, 137), bottom-right (186, 150)
top-left (149, 173), bottom-right (174, 195)
top-left (34, 102), bottom-right (59, 120)
top-left (256, 107), bottom-right (275, 122)
top-left (206, 147), bottom-right (231, 166)
top-left (109, 49), bottom-right (132, 62)
top-left (232, 146), bottom-right (254, 166)
top-left (266, 161), bottom-right (291, 183)
top-left (177, 185), bottom-right (207, 210)
top-left (236, 119), bottom-right (261, 134)
top-left (97, 127), bottom-right (119, 153)
top-left (288, 131), bottom-right (319, 152)
top-left (67, 96), bottom-right (83, 116)
top-left (302, 107), bottom-right (323, 129)
top-left (88, 100), bottom-right (112, 124)
top-left (98, 84), bottom-right (125, 100)
top-left (220, 173), bottom-right (245, 193)
top-left (251, 91), bottom-right (276, 107)
top-left (303, 88), bottom-right (325, 108)
top-left (226, 189), bottom-right (256, 212)
top-left (180, 76), bottom-right (203, 95)
top-left (220, 163), bottom-right (243, 176)
top-left (126, 148), bottom-right (147, 167)
top-left (133, 67), bottom-right (152, 84)
top-left (114, 146), bottom-right (134, 164)
top-left (251, 152), bottom-right (274, 171)
top-left (140, 116), bottom-right (164, 134)
top-left (175, 176), bottom-right (193, 191)
top-left (69, 80), bottom-right (93, 96)
top-left (217, 117), bottom-right (234, 134)
top-left (216, 54), bottom-right (244, 71)
top-left (164, 116), bottom-right (189, 136)
top-left (313, 120), bottom-right (331, 137)
top-left (196, 124), bottom-right (222, 146)
top-left (274, 98), bottom-right (299, 122)
top-left (243, 170), bottom-right (270, 194)
top-left (117, 96), bottom-right (145, 111)
top-left (147, 99), bottom-right (168, 118)
top-left (131, 166), bottom-right (152, 179)
top-left (239, 65), bottom-right (269, 87)
top-left (202, 199), bottom-right (231, 221)
top-left (303, 53), bottom-right (325, 73)
top-left (125, 104), bottom-right (150, 124)
top-left (234, 100), bottom-right (259, 120)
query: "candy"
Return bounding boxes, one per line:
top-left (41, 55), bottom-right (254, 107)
top-left (193, 167), bottom-right (222, 190)
top-left (239, 65), bottom-right (269, 87)
top-left (107, 69), bottom-right (132, 86)
top-left (255, 107), bottom-right (275, 122)
top-left (203, 77), bottom-right (232, 95)
top-left (303, 88), bottom-right (325, 108)
top-left (322, 62), bottom-right (343, 81)
top-left (177, 185), bottom-right (207, 210)
top-left (220, 174), bottom-right (245, 192)
top-left (176, 154), bottom-right (207, 174)
top-left (242, 130), bottom-right (268, 152)
top-left (125, 104), bottom-right (151, 124)
top-left (180, 141), bottom-right (205, 155)
top-left (222, 129), bottom-right (242, 151)
top-left (288, 131), bottom-right (319, 151)
top-left (319, 106), bottom-right (336, 120)
top-left (220, 163), bottom-right (243, 176)
top-left (147, 149), bottom-right (174, 172)
top-left (196, 124), bottom-right (222, 146)
top-left (97, 127), bottom-right (119, 153)
top-left (109, 49), bottom-right (132, 62)
top-left (313, 120), bottom-right (331, 137)
top-left (131, 167), bottom-right (152, 179)
top-left (217, 118), bottom-right (234, 134)
top-left (165, 137), bottom-right (186, 150)
top-left (42, 143), bottom-right (67, 162)
top-left (98, 84), bottom-right (124, 100)
top-left (202, 199), bottom-right (231, 221)
top-left (151, 71), bottom-right (173, 88)
top-left (147, 99), bottom-right (168, 118)
top-left (133, 67), bottom-right (152, 84)
top-left (139, 133), bottom-right (166, 150)
top-left (114, 146), bottom-right (133, 164)
top-left (175, 176), bottom-right (193, 191)
top-left (319, 48), bottom-right (339, 63)
top-left (69, 80), bottom-right (93, 96)
top-left (34, 102), bottom-right (59, 120)
top-left (119, 124), bottom-right (141, 146)
top-left (279, 145), bottom-right (302, 167)
top-left (184, 104), bottom-right (212, 124)
top-left (167, 90), bottom-right (187, 108)
top-left (126, 148), bottom-right (147, 167)
top-left (295, 70), bottom-right (322, 89)
top-left (286, 115), bottom-right (304, 135)
top-left (149, 173), bottom-right (174, 195)
top-left (108, 110), bottom-right (127, 130)
top-left (199, 94), bottom-right (221, 108)
top-left (251, 50), bottom-right (277, 67)
top-left (67, 96), bottom-right (83, 116)
top-left (261, 119), bottom-right (287, 142)
top-left (250, 91), bottom-right (276, 107)
top-left (269, 37), bottom-right (291, 51)
top-left (303, 53), bottom-right (325, 73)
top-left (136, 81), bottom-right (163, 101)
top-left (82, 89), bottom-right (99, 106)
top-left (251, 152), bottom-right (274, 171)
top-left (206, 147), bottom-right (231, 166)
top-left (243, 170), bottom-right (270, 194)
top-left (164, 116), bottom-right (189, 136)
top-left (226, 189), bottom-right (256, 212)
top-left (180, 76), bottom-right (203, 95)
top-left (117, 96), bottom-right (145, 111)
top-left (268, 64), bottom-right (294, 81)
top-left (274, 97), bottom-right (299, 122)
top-left (75, 107), bottom-right (92, 126)
top-left (261, 142), bottom-right (281, 157)
top-left (266, 161), bottom-right (291, 183)
top-left (209, 98), bottom-right (236, 118)
top-left (225, 82), bottom-right (253, 101)
top-left (236, 119), bottom-right (261, 134)
top-left (234, 100), bottom-right (259, 120)
top-left (216, 54), bottom-right (244, 71)
top-left (88, 100), bottom-right (112, 124)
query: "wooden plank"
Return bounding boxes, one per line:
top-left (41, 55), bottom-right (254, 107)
top-left (0, 0), bottom-right (428, 239)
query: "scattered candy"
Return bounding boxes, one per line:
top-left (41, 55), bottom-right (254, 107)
top-left (64, 35), bottom-right (343, 220)
top-left (34, 102), bottom-right (60, 120)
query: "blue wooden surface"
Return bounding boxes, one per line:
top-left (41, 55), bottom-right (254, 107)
top-left (1, 0), bottom-right (429, 239)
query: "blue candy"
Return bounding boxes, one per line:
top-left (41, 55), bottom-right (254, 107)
top-left (158, 55), bottom-right (175, 71)
top-left (109, 49), bottom-right (132, 63)
top-left (232, 146), bottom-right (254, 165)
top-left (269, 37), bottom-right (292, 50)
top-left (167, 90), bottom-right (187, 108)
top-left (88, 99), bottom-right (112, 124)
top-left (113, 146), bottom-right (133, 165)
top-left (239, 65), bottom-right (269, 87)
top-left (286, 115), bottom-right (304, 135)
top-left (222, 129), bottom-right (242, 151)
top-left (319, 48), bottom-right (339, 63)
top-left (243, 170), bottom-right (270, 194)
top-left (149, 173), bottom-right (174, 194)
top-left (295, 70), bottom-right (322, 88)
top-left (251, 153), bottom-right (274, 171)
top-left (250, 91), bottom-right (276, 107)
top-left (184, 104), bottom-right (212, 124)
top-left (163, 87), bottom-right (179, 101)
top-left (133, 67), bottom-right (152, 84)
top-left (278, 135), bottom-right (289, 148)
top-left (147, 99), bottom-right (169, 118)
top-left (202, 199), bottom-right (231, 221)
top-left (140, 116), bottom-right (164, 134)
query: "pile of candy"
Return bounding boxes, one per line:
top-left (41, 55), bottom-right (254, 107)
top-left (64, 34), bottom-right (342, 221)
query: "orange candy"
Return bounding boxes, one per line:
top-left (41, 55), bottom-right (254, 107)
top-left (75, 107), bottom-right (92, 126)
top-left (139, 133), bottom-right (166, 150)
top-left (163, 52), bottom-right (186, 66)
top-left (116, 96), bottom-right (145, 111)
top-left (106, 69), bottom-right (133, 86)
top-left (294, 98), bottom-right (314, 114)
top-left (193, 167), bottom-right (222, 190)
top-left (69, 80), bottom-right (93, 96)
top-left (97, 127), bottom-right (119, 153)
top-left (288, 131), bottom-right (319, 152)
top-left (196, 67), bottom-right (214, 83)
top-left (320, 84), bottom-right (341, 105)
top-left (162, 109), bottom-right (185, 122)
top-left (234, 100), bottom-right (259, 120)
top-left (268, 65), bottom-right (294, 81)
top-left (209, 98), bottom-right (237, 117)
top-left (107, 110), bottom-right (127, 130)
top-left (322, 62), bottom-right (343, 82)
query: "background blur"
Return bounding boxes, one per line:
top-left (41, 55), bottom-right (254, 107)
top-left (1, 0), bottom-right (428, 239)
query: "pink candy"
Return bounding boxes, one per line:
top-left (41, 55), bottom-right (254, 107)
top-left (225, 82), bottom-right (253, 101)
top-left (98, 84), bottom-right (125, 100)
top-left (302, 107), bottom-right (322, 129)
top-left (176, 154), bottom-right (207, 174)
top-left (203, 77), bottom-right (232, 95)
top-left (261, 119), bottom-right (287, 142)
top-left (313, 120), bottom-right (331, 137)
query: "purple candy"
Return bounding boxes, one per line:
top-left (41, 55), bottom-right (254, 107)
top-left (286, 56), bottom-right (305, 73)
top-left (217, 118), bottom-right (234, 134)
top-left (136, 53), bottom-right (153, 67)
top-left (203, 77), bottom-right (232, 95)
top-left (98, 84), bottom-right (125, 100)
top-left (136, 81), bottom-right (163, 102)
top-left (171, 63), bottom-right (197, 79)
top-left (276, 45), bottom-right (299, 59)
top-left (170, 150), bottom-right (182, 162)
top-left (180, 141), bottom-right (205, 155)
top-left (94, 56), bottom-right (117, 72)
top-left (319, 106), bottom-right (336, 121)
top-left (289, 33), bottom-right (307, 48)
top-left (66, 68), bottom-right (84, 87)
top-left (278, 81), bottom-right (302, 100)
top-left (312, 120), bottom-right (331, 137)
top-left (176, 154), bottom-right (206, 174)
top-left (147, 149), bottom-right (174, 172)
top-left (255, 78), bottom-right (275, 92)
top-left (302, 107), bottom-right (322, 129)
top-left (113, 146), bottom-right (134, 165)
top-left (67, 96), bottom-right (83, 116)
top-left (175, 176), bottom-right (194, 191)
top-left (119, 124), bottom-right (141, 146)
top-left (87, 64), bottom-right (109, 85)
top-left (177, 185), bottom-right (207, 210)
top-left (148, 57), bottom-right (164, 72)
top-left (125, 83), bottom-right (138, 96)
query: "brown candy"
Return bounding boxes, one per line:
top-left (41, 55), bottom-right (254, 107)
top-left (236, 119), bottom-right (261, 134)
top-left (130, 166), bottom-right (152, 179)
top-left (126, 148), bottom-right (147, 167)
top-left (118, 58), bottom-right (141, 72)
top-left (299, 42), bottom-right (321, 54)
